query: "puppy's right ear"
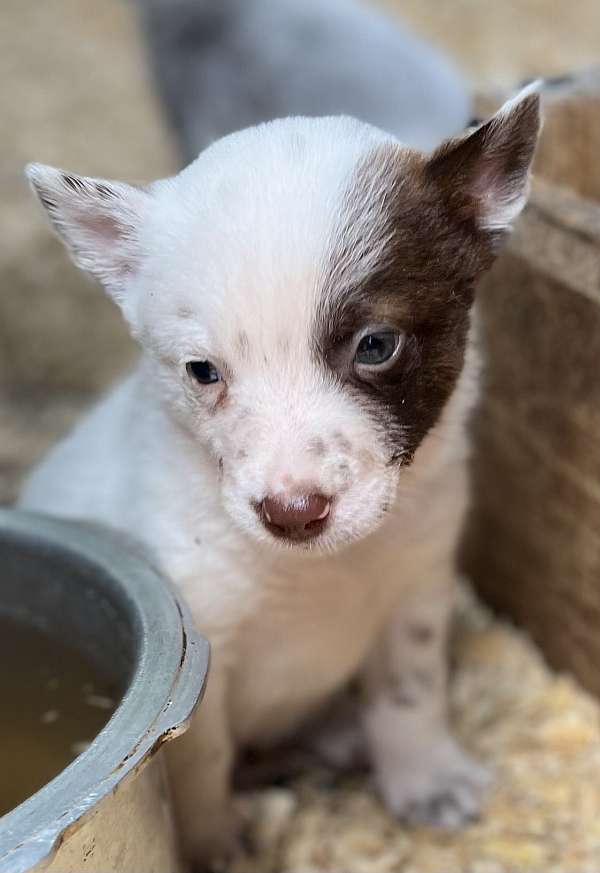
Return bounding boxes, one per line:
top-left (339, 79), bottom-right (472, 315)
top-left (26, 163), bottom-right (152, 310)
top-left (425, 84), bottom-right (542, 236)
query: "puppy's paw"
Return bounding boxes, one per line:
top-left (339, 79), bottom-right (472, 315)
top-left (376, 736), bottom-right (491, 830)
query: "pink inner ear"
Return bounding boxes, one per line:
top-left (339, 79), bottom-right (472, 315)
top-left (76, 209), bottom-right (138, 277)
top-left (425, 92), bottom-right (540, 230)
top-left (469, 158), bottom-right (504, 204)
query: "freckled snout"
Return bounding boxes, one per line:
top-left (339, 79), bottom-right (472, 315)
top-left (258, 493), bottom-right (331, 541)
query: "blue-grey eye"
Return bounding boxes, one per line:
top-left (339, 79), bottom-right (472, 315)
top-left (187, 360), bottom-right (220, 384)
top-left (354, 331), bottom-right (401, 367)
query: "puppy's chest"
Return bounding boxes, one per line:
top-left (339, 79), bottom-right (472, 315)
top-left (229, 550), bottom-right (399, 746)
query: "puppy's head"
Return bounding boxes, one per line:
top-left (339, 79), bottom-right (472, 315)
top-left (27, 89), bottom-right (540, 551)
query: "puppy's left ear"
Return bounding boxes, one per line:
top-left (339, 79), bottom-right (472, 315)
top-left (425, 84), bottom-right (542, 234)
top-left (25, 163), bottom-right (151, 311)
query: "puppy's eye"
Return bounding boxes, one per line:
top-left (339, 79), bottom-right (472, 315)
top-left (354, 331), bottom-right (401, 368)
top-left (187, 360), bottom-right (221, 384)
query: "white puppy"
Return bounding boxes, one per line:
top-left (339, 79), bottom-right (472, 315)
top-left (21, 90), bottom-right (540, 868)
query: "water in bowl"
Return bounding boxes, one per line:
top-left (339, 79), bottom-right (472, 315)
top-left (0, 616), bottom-right (117, 816)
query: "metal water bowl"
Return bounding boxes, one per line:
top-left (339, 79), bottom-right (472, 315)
top-left (0, 509), bottom-right (208, 873)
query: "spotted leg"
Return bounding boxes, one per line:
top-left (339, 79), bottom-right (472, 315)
top-left (361, 577), bottom-right (490, 828)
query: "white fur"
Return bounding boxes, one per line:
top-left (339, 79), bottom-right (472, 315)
top-left (21, 107), bottom-right (535, 866)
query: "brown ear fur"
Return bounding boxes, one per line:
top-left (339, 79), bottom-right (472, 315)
top-left (425, 90), bottom-right (541, 232)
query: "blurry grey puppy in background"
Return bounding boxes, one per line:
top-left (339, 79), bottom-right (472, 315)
top-left (136, 0), bottom-right (471, 163)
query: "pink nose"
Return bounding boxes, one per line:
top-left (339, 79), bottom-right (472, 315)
top-left (259, 493), bottom-right (331, 541)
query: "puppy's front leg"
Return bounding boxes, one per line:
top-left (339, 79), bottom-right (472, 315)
top-left (362, 580), bottom-right (489, 829)
top-left (167, 660), bottom-right (237, 870)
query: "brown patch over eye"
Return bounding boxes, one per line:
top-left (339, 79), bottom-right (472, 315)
top-left (314, 141), bottom-right (497, 465)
